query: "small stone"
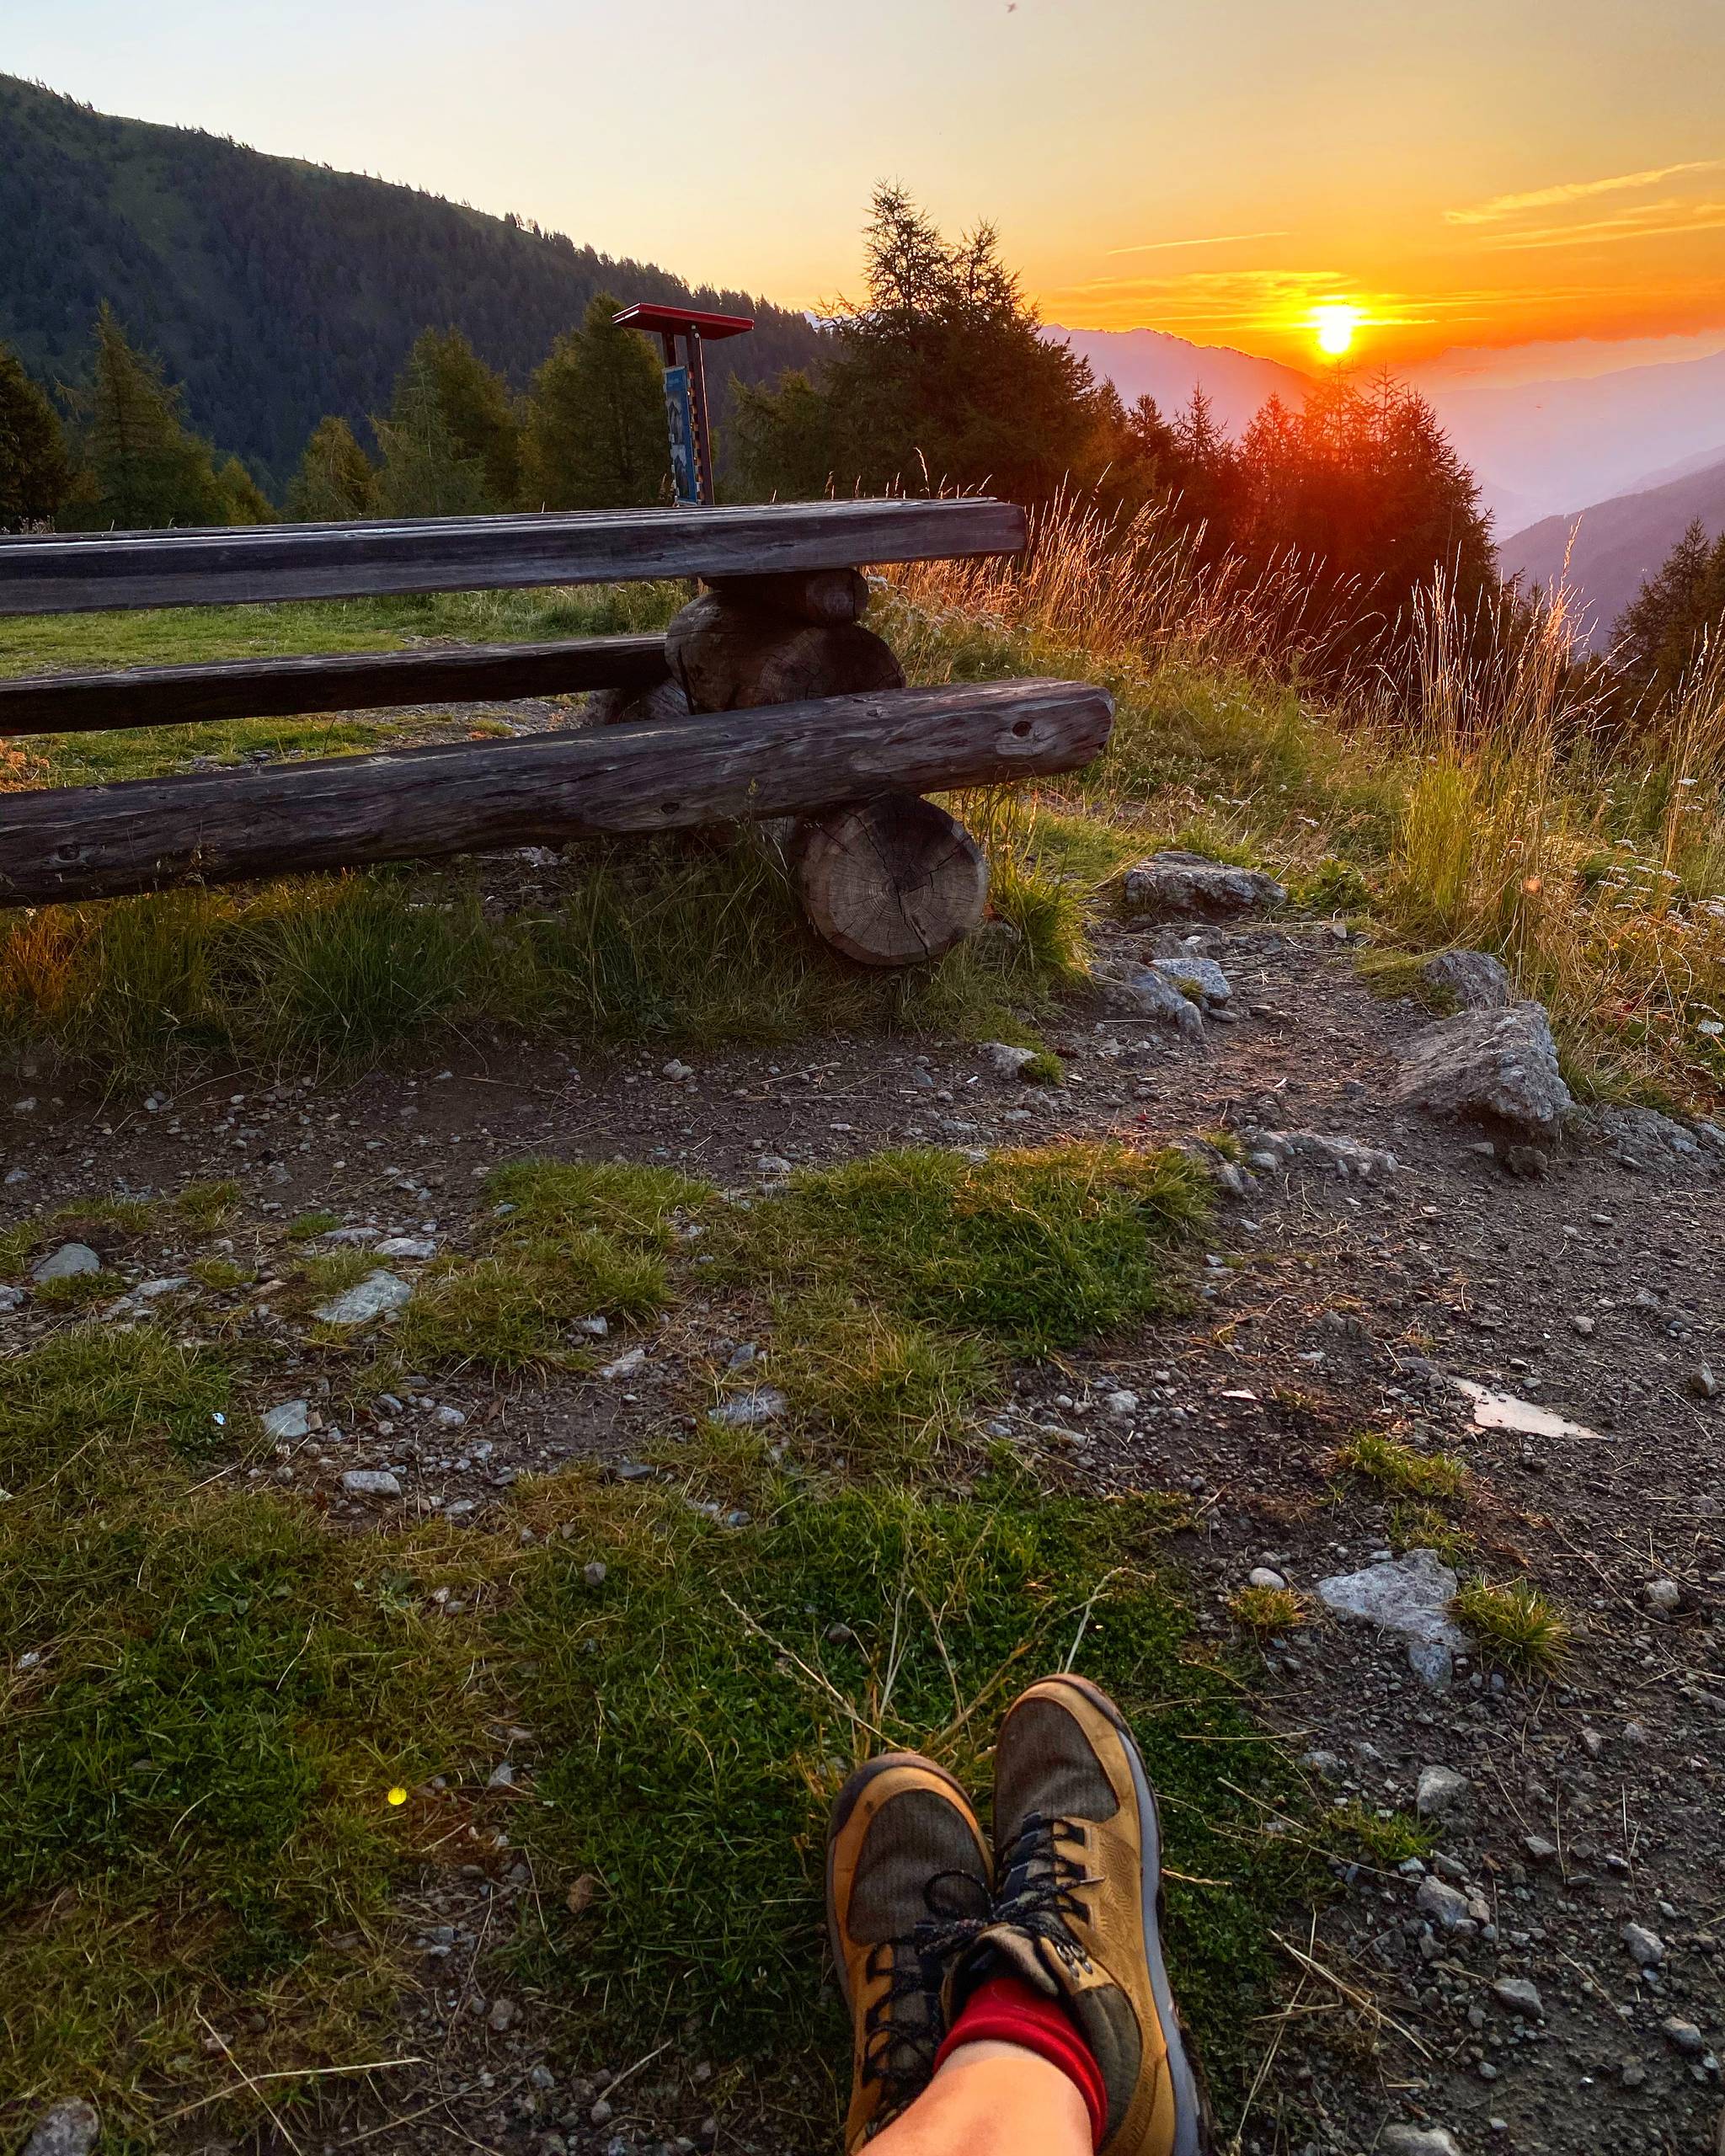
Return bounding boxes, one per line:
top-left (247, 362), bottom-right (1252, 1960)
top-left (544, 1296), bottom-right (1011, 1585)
top-left (434, 1404), bottom-right (467, 1430)
top-left (263, 1400), bottom-right (311, 1442)
top-left (1522, 1834), bottom-right (1558, 1865)
top-left (1247, 1566), bottom-right (1287, 1591)
top-left (488, 1997), bottom-right (518, 2031)
top-left (341, 1469), bottom-right (402, 1499)
top-left (589, 2100), bottom-right (613, 2128)
top-left (1660, 2017), bottom-right (1705, 2056)
top-left (1103, 1389), bottom-right (1139, 1414)
top-left (980, 1042), bottom-right (1039, 1079)
top-left (1416, 1764), bottom-right (1471, 1819)
top-left (708, 1387), bottom-right (788, 1428)
top-left (20, 2100), bottom-right (101, 2156)
top-left (1622, 1921), bottom-right (1666, 1967)
top-left (0, 1283), bottom-right (26, 1312)
top-left (31, 1242), bottom-right (100, 1283)
top-left (598, 1347), bottom-right (646, 1380)
top-left (315, 1271), bottom-right (412, 1326)
top-left (1571, 1314), bottom-right (1595, 1337)
top-left (577, 1562), bottom-right (608, 1590)
top-left (1380, 2125), bottom-right (1464, 2156)
top-left (1693, 1364), bottom-right (1719, 1401)
top-left (374, 1235), bottom-right (437, 1261)
top-left (1492, 1977), bottom-right (1544, 2019)
top-left (1620, 2059), bottom-right (1647, 2089)
top-left (661, 1060), bottom-right (695, 1082)
top-left (1416, 1874), bottom-right (1473, 1929)
top-left (1301, 1748), bottom-right (1344, 1783)
top-left (1317, 1548), bottom-right (1466, 1689)
top-left (572, 1315), bottom-right (609, 1337)
top-left (1642, 1577), bottom-right (1682, 1614)
top-left (1146, 955), bottom-right (1233, 1009)
top-left (488, 1761), bottom-right (516, 1788)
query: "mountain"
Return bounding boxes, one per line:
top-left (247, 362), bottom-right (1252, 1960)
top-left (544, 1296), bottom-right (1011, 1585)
top-left (1044, 325), bottom-right (1311, 438)
top-left (1498, 454), bottom-right (1725, 650)
top-left (0, 75), bottom-right (825, 490)
top-left (1418, 346), bottom-right (1725, 531)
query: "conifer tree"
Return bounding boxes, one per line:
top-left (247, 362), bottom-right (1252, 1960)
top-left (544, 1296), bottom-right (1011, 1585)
top-left (1615, 519), bottom-right (1725, 701)
top-left (521, 295), bottom-right (668, 509)
top-left (286, 416), bottom-right (378, 520)
top-left (0, 341), bottom-right (71, 530)
top-left (59, 305), bottom-right (234, 529)
top-left (373, 339), bottom-right (492, 516)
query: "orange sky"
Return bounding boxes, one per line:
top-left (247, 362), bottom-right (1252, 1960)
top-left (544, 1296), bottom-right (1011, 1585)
top-left (15, 0), bottom-right (1725, 373)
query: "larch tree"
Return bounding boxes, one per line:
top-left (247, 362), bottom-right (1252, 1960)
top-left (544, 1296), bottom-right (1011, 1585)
top-left (0, 341), bottom-right (71, 530)
top-left (521, 294), bottom-right (668, 509)
top-left (286, 415), bottom-right (378, 520)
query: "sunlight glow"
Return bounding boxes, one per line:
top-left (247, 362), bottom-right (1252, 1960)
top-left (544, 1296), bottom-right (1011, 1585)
top-left (1311, 302), bottom-right (1363, 356)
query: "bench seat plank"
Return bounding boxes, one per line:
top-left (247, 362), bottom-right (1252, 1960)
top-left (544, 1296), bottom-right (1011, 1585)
top-left (0, 498), bottom-right (1025, 616)
top-left (0, 677), bottom-right (1112, 905)
top-left (0, 635), bottom-right (670, 736)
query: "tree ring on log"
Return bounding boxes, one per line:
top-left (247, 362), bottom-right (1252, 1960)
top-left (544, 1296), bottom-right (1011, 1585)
top-left (792, 792), bottom-right (989, 968)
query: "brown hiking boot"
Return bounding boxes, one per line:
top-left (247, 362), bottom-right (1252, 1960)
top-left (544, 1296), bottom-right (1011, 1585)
top-left (826, 1753), bottom-right (993, 2152)
top-left (963, 1674), bottom-right (1212, 2156)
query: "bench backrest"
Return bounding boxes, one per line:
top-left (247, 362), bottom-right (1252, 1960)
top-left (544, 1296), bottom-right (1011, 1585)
top-left (0, 498), bottom-right (1025, 616)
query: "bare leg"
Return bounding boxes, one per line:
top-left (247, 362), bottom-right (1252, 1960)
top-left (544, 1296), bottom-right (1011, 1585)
top-left (867, 2040), bottom-right (1090, 2156)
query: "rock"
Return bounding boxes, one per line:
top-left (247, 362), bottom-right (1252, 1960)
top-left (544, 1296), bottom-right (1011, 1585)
top-left (1622, 1921), bottom-right (1666, 1967)
top-left (662, 1059), bottom-right (695, 1082)
top-left (488, 1997), bottom-right (519, 2031)
top-left (1660, 2017), bottom-right (1705, 2056)
top-left (263, 1400), bottom-right (312, 1442)
top-left (1416, 1764), bottom-right (1471, 1819)
top-left (1239, 1125), bottom-right (1398, 1180)
top-left (1302, 1748), bottom-right (1344, 1783)
top-left (1147, 955), bottom-right (1232, 1008)
top-left (1594, 1106), bottom-right (1703, 1162)
top-left (598, 1347), bottom-right (647, 1380)
top-left (341, 1469), bottom-right (402, 1499)
top-left (1492, 1977), bottom-right (1544, 2019)
top-left (1643, 1577), bottom-right (1682, 1614)
top-left (708, 1387), bottom-right (788, 1428)
top-left (434, 1404), bottom-right (467, 1430)
top-left (1522, 1834), bottom-right (1559, 1865)
top-left (1417, 1874), bottom-right (1474, 1929)
top-left (1393, 1003), bottom-right (1572, 1140)
top-left (1247, 1566), bottom-right (1288, 1591)
top-left (582, 1561), bottom-right (607, 1588)
top-left (1092, 959), bottom-right (1204, 1036)
top-left (1693, 1364), bottom-right (1719, 1401)
top-left (980, 1042), bottom-right (1039, 1080)
top-left (20, 2100), bottom-right (101, 2156)
top-left (1570, 1313), bottom-right (1595, 1337)
top-left (1421, 949), bottom-right (1514, 1010)
top-left (1103, 1389), bottom-right (1139, 1414)
top-left (374, 1235), bottom-right (437, 1261)
top-left (1453, 1380), bottom-right (1601, 1443)
top-left (31, 1242), bottom-right (100, 1283)
top-left (1619, 2059), bottom-right (1647, 2089)
top-left (1317, 1548), bottom-right (1467, 1687)
top-left (572, 1315), bottom-right (609, 1337)
top-left (316, 1271), bottom-right (412, 1326)
top-left (1120, 851), bottom-right (1286, 921)
top-left (0, 1283), bottom-right (24, 1312)
top-left (1381, 2127), bottom-right (1462, 2156)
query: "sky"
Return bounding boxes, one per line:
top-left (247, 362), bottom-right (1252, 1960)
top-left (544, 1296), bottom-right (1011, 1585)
top-left (10, 0), bottom-right (1725, 372)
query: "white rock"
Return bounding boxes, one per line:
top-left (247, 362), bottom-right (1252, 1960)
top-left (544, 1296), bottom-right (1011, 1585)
top-left (1381, 2126), bottom-right (1463, 2156)
top-left (316, 1271), bottom-right (413, 1326)
top-left (130, 1275), bottom-right (190, 1300)
top-left (1416, 1764), bottom-right (1471, 1818)
top-left (662, 1059), bottom-right (695, 1081)
top-left (1621, 1921), bottom-right (1665, 1967)
top-left (1120, 851), bottom-right (1286, 921)
top-left (374, 1235), bottom-right (437, 1261)
top-left (0, 1283), bottom-right (24, 1312)
top-left (20, 2099), bottom-right (102, 2156)
top-left (598, 1347), bottom-right (647, 1380)
top-left (1247, 1566), bottom-right (1287, 1591)
top-left (709, 1387), bottom-right (788, 1428)
top-left (1317, 1548), bottom-right (1467, 1688)
top-left (1240, 1125), bottom-right (1398, 1180)
top-left (31, 1242), bottom-right (100, 1283)
top-left (1103, 1389), bottom-right (1140, 1414)
top-left (1092, 959), bottom-right (1205, 1036)
top-left (980, 1042), bottom-right (1039, 1079)
top-left (1417, 1874), bottom-right (1474, 1929)
top-left (263, 1400), bottom-right (312, 1442)
top-left (572, 1315), bottom-right (609, 1337)
top-left (1642, 1577), bottom-right (1681, 1614)
top-left (434, 1405), bottom-right (467, 1430)
top-left (1453, 1380), bottom-right (1600, 1443)
top-left (1148, 955), bottom-right (1233, 1009)
top-left (341, 1468), bottom-right (402, 1499)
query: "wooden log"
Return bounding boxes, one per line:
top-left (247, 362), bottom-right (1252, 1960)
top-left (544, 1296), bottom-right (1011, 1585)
top-left (665, 592), bottom-right (904, 712)
top-left (0, 499), bottom-right (1026, 616)
top-left (585, 678), bottom-right (692, 728)
top-left (0, 678), bottom-right (1113, 906)
top-left (792, 794), bottom-right (989, 965)
top-left (704, 568), bottom-right (870, 625)
top-left (0, 636), bottom-right (670, 737)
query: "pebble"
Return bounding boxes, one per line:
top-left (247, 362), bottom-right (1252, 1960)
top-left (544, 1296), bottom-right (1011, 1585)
top-left (1642, 1577), bottom-right (1682, 1614)
top-left (374, 1235), bottom-right (437, 1261)
top-left (1660, 2017), bottom-right (1705, 2056)
top-left (572, 1315), bottom-right (609, 1337)
top-left (1492, 1976), bottom-right (1544, 2019)
top-left (315, 1271), bottom-right (412, 1326)
top-left (341, 1469), bottom-right (403, 1499)
top-left (1380, 2127), bottom-right (1463, 2156)
top-left (1415, 1764), bottom-right (1471, 1819)
top-left (0, 1283), bottom-right (24, 1312)
top-left (598, 1348), bottom-right (647, 1380)
top-left (661, 1060), bottom-right (695, 1082)
top-left (708, 1387), bottom-right (788, 1428)
top-left (263, 1400), bottom-right (312, 1442)
top-left (1103, 1389), bottom-right (1140, 1414)
top-left (980, 1042), bottom-right (1039, 1079)
top-left (1621, 1921), bottom-right (1666, 1967)
top-left (30, 1241), bottom-right (100, 1283)
top-left (1693, 1364), bottom-right (1718, 1400)
top-left (1570, 1314), bottom-right (1595, 1337)
top-left (1522, 1834), bottom-right (1558, 1865)
top-left (19, 2100), bottom-right (101, 2156)
top-left (582, 1562), bottom-right (608, 1588)
top-left (1247, 1566), bottom-right (1287, 1591)
top-left (1416, 1875), bottom-right (1474, 1929)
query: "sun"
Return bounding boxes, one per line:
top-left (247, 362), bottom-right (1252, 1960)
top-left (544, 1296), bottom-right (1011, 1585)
top-left (1311, 302), bottom-right (1363, 359)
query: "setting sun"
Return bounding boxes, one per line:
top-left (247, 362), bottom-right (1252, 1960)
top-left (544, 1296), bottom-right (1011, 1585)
top-left (1311, 302), bottom-right (1362, 358)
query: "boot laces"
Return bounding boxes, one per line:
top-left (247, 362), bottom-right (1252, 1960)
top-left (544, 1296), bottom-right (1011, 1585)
top-left (989, 1812), bottom-right (1100, 1975)
top-left (858, 1869), bottom-right (990, 2128)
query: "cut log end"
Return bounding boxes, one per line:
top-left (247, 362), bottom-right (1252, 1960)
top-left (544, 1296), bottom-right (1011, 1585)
top-left (793, 793), bottom-right (989, 968)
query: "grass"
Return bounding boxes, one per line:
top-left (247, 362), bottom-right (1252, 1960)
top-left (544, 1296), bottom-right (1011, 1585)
top-left (1227, 1582), bottom-right (1307, 1636)
top-left (1451, 1577), bottom-right (1573, 1678)
top-left (1335, 1431), bottom-right (1469, 1501)
top-left (1326, 1801), bottom-right (1434, 1868)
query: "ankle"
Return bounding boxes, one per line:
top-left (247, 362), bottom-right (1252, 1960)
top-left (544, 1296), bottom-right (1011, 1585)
top-left (934, 1975), bottom-right (1106, 2150)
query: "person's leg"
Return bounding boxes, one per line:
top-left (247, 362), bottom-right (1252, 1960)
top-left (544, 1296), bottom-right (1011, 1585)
top-left (865, 2040), bottom-right (1089, 2156)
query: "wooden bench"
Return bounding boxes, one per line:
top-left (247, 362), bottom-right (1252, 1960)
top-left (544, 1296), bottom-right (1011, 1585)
top-left (0, 499), bottom-right (1114, 965)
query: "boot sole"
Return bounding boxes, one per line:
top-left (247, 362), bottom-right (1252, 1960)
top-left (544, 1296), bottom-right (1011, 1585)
top-left (824, 1751), bottom-right (976, 2015)
top-left (1036, 1673), bottom-right (1215, 2156)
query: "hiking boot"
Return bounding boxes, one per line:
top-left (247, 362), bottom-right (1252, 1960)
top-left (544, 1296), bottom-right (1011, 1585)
top-left (964, 1674), bottom-right (1212, 2156)
top-left (826, 1753), bottom-right (993, 2151)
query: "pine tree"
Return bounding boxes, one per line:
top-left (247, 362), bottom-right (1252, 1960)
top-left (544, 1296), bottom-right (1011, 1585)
top-left (213, 456), bottom-right (278, 525)
top-left (286, 416), bottom-right (378, 520)
top-left (521, 295), bottom-right (668, 509)
top-left (59, 305), bottom-right (234, 529)
top-left (373, 339), bottom-right (491, 516)
top-left (0, 341), bottom-right (71, 530)
top-left (1615, 519), bottom-right (1725, 700)
top-left (386, 328), bottom-right (519, 508)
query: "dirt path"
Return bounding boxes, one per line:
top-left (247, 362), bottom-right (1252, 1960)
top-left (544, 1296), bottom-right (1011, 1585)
top-left (4, 910), bottom-right (1721, 2156)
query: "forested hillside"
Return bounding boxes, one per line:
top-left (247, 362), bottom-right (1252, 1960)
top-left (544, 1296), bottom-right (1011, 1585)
top-left (0, 75), bottom-right (824, 488)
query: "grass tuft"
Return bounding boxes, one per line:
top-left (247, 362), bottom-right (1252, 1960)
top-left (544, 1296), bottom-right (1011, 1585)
top-left (1227, 1582), bottom-right (1307, 1636)
top-left (1452, 1577), bottom-right (1573, 1677)
top-left (1336, 1431), bottom-right (1468, 1500)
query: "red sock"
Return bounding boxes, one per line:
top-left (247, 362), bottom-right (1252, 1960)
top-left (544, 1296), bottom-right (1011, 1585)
top-left (933, 1973), bottom-right (1108, 2148)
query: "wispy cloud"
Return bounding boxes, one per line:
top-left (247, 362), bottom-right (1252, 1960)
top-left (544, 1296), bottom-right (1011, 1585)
top-left (1104, 228), bottom-right (1289, 257)
top-left (1446, 160), bottom-right (1721, 226)
top-left (1478, 199), bottom-right (1725, 250)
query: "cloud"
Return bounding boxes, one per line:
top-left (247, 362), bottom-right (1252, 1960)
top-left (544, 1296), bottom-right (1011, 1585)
top-left (1446, 160), bottom-right (1721, 226)
top-left (1477, 199), bottom-right (1725, 250)
top-left (1104, 228), bottom-right (1289, 257)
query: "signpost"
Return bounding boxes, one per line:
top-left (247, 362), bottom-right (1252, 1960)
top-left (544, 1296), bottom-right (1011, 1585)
top-left (612, 302), bottom-right (755, 507)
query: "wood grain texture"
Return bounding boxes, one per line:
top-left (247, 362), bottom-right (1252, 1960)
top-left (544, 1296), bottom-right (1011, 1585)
top-left (665, 593), bottom-right (905, 712)
top-left (0, 499), bottom-right (1026, 616)
top-left (0, 677), bottom-right (1113, 905)
top-left (792, 793), bottom-right (989, 965)
top-left (0, 637), bottom-right (670, 736)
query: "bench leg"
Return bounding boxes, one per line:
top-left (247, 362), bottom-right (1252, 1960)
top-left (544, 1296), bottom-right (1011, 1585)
top-left (790, 792), bottom-right (988, 967)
